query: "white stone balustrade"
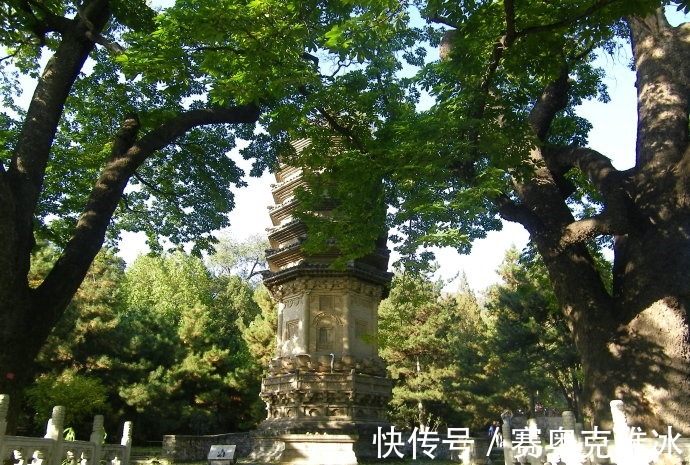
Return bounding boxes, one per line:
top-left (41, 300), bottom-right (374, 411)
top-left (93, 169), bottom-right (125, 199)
top-left (500, 402), bottom-right (690, 465)
top-left (0, 395), bottom-right (133, 465)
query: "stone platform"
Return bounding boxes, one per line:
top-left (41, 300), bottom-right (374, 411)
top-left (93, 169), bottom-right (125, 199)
top-left (277, 434), bottom-right (357, 465)
top-left (255, 369), bottom-right (392, 463)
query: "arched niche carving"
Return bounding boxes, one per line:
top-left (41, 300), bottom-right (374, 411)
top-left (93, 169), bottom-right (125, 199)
top-left (311, 312), bottom-right (343, 353)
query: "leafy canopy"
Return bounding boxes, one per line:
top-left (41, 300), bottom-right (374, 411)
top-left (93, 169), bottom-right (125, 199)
top-left (286, 0), bottom-right (665, 264)
top-left (0, 0), bottom-right (419, 254)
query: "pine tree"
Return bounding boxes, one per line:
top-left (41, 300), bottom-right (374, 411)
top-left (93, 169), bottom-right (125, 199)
top-left (379, 272), bottom-right (474, 430)
top-left (484, 247), bottom-right (583, 419)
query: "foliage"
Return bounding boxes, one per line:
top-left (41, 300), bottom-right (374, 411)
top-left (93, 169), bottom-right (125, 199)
top-left (206, 233), bottom-right (269, 284)
top-left (289, 0), bottom-right (648, 261)
top-left (26, 249), bottom-right (272, 440)
top-left (25, 372), bottom-right (108, 436)
top-left (236, 284), bottom-right (278, 421)
top-left (241, 285), bottom-right (278, 373)
top-left (35, 250), bottom-right (126, 375)
top-left (117, 252), bottom-right (261, 438)
top-left (0, 0), bottom-right (420, 251)
top-left (379, 257), bottom-right (585, 432)
top-left (378, 271), bottom-right (482, 430)
top-left (483, 247), bottom-right (583, 419)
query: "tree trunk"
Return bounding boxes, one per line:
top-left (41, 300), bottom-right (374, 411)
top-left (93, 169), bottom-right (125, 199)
top-left (511, 10), bottom-right (690, 432)
top-left (597, 10), bottom-right (690, 433)
top-left (0, 0), bottom-right (260, 431)
top-left (416, 356), bottom-right (427, 430)
top-left (570, 370), bottom-right (581, 422)
top-left (607, 222), bottom-right (690, 432)
top-left (0, 296), bottom-right (38, 433)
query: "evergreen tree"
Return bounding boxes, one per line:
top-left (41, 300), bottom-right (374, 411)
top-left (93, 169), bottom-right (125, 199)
top-left (236, 285), bottom-right (278, 423)
top-left (241, 285), bottom-right (278, 374)
top-left (484, 247), bottom-right (583, 420)
top-left (117, 252), bottom-right (261, 439)
top-left (26, 248), bottom-right (273, 439)
top-left (378, 272), bottom-right (473, 430)
top-left (27, 246), bottom-right (125, 435)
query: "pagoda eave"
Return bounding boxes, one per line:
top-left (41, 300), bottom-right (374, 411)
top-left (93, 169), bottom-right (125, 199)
top-left (261, 264), bottom-right (393, 290)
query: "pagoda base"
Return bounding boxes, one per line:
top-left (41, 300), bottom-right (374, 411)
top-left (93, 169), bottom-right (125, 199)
top-left (249, 425), bottom-right (391, 464)
top-left (259, 371), bottom-right (391, 425)
top-left (254, 371), bottom-right (393, 463)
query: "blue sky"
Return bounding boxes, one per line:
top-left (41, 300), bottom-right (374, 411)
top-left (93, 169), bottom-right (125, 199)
top-left (92, 3), bottom-right (646, 291)
top-left (119, 46), bottom-right (640, 293)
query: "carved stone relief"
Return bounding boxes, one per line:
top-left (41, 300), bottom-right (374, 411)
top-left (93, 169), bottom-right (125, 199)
top-left (268, 276), bottom-right (385, 302)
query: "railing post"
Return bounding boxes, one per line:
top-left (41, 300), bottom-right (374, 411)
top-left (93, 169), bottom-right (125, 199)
top-left (44, 406), bottom-right (65, 440)
top-left (526, 418), bottom-right (542, 465)
top-left (90, 415), bottom-right (105, 465)
top-left (0, 394), bottom-right (9, 458)
top-left (501, 411), bottom-right (514, 465)
top-left (610, 399), bottom-right (634, 465)
top-left (45, 406), bottom-right (66, 465)
top-left (120, 421), bottom-right (133, 465)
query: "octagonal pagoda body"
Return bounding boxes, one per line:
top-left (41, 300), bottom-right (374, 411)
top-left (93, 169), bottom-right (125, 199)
top-left (260, 139), bottom-right (393, 437)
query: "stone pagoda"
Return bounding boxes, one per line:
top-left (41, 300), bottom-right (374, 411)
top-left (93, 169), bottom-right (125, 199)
top-left (258, 139), bottom-right (393, 461)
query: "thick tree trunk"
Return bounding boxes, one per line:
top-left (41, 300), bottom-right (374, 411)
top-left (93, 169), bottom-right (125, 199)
top-left (535, 241), bottom-right (621, 430)
top-left (523, 179), bottom-right (690, 433)
top-left (608, 220), bottom-right (690, 432)
top-left (0, 0), bottom-right (261, 431)
top-left (553, 225), bottom-right (690, 433)
top-left (604, 11), bottom-right (690, 433)
top-left (515, 10), bottom-right (690, 433)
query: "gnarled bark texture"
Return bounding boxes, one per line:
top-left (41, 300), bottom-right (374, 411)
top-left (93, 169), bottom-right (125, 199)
top-left (499, 10), bottom-right (690, 432)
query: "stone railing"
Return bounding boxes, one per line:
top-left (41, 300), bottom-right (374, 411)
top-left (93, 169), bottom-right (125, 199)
top-left (500, 401), bottom-right (690, 465)
top-left (0, 394), bottom-right (133, 465)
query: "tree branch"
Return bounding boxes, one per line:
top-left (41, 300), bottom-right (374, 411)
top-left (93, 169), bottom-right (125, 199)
top-left (516, 0), bottom-right (620, 39)
top-left (35, 103), bottom-right (260, 322)
top-left (18, 0), bottom-right (72, 39)
top-left (135, 104), bottom-right (259, 154)
top-left (297, 86), bottom-right (367, 152)
top-left (120, 192), bottom-right (146, 215)
top-left (545, 145), bottom-right (634, 249)
top-left (629, 11), bottom-right (690, 168)
top-left (557, 212), bottom-right (622, 249)
top-left (85, 31), bottom-right (124, 54)
top-left (0, 45), bottom-right (30, 64)
top-left (528, 65), bottom-right (571, 141)
top-left (504, 0), bottom-right (517, 42)
top-left (427, 15), bottom-right (460, 29)
top-left (495, 193), bottom-right (542, 233)
top-left (301, 52), bottom-right (319, 67)
top-left (547, 145), bottom-right (627, 195)
top-left (7, 2), bottom-right (111, 282)
top-left (132, 172), bottom-right (180, 198)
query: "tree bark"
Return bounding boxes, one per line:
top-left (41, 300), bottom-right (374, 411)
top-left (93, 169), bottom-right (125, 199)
top-left (501, 9), bottom-right (690, 432)
top-left (0, 1), bottom-right (261, 432)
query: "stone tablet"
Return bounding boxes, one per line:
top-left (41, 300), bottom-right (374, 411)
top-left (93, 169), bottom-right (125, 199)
top-left (207, 445), bottom-right (236, 465)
